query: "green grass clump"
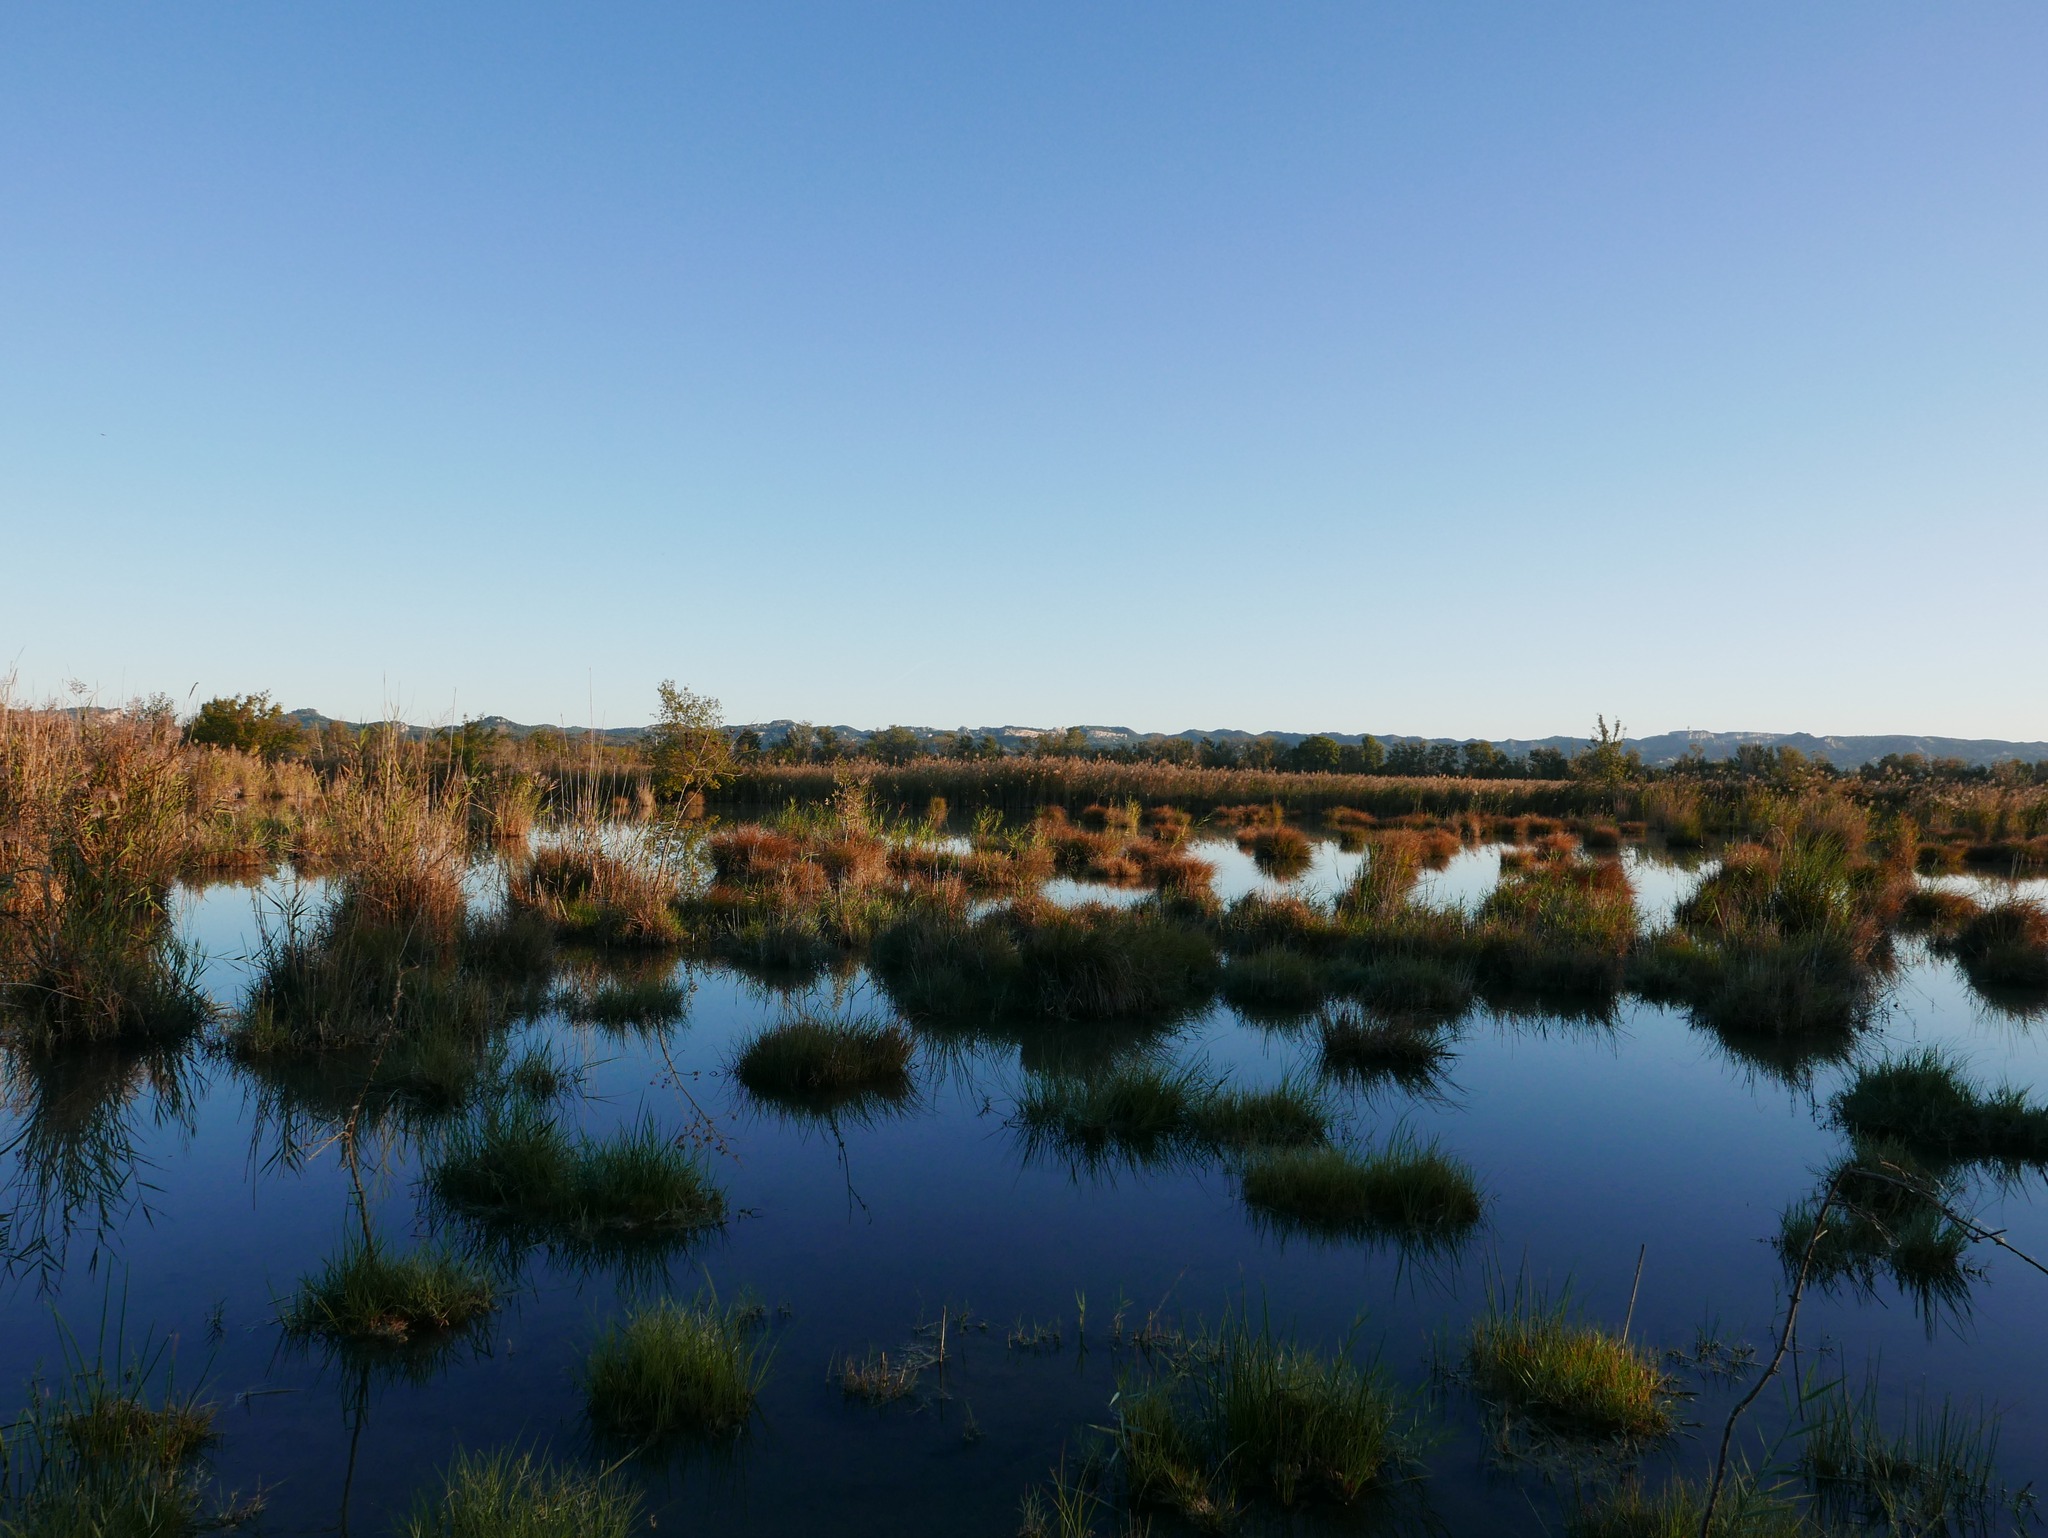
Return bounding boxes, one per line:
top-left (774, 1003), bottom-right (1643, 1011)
top-left (1833, 1048), bottom-right (2048, 1167)
top-left (872, 900), bottom-right (1216, 1023)
top-left (1801, 1376), bottom-right (2006, 1535)
top-left (403, 1447), bottom-right (641, 1538)
top-left (281, 1237), bottom-right (497, 1347)
top-left (1016, 1060), bottom-right (1212, 1167)
top-left (1240, 1135), bottom-right (1482, 1245)
top-left (1466, 1285), bottom-right (1673, 1440)
top-left (1475, 857), bottom-right (1636, 997)
top-left (1315, 1006), bottom-right (1455, 1095)
top-left (1018, 1063), bottom-right (1328, 1167)
top-left (1944, 896), bottom-right (2048, 993)
top-left (430, 1104), bottom-right (726, 1250)
top-left (1331, 953), bottom-right (1475, 1023)
top-left (730, 1012), bottom-right (913, 1109)
top-left (1188, 1077), bottom-right (1331, 1150)
top-left (0, 1335), bottom-right (226, 1538)
top-left (1238, 824), bottom-right (1314, 877)
top-left (1114, 1313), bottom-right (1410, 1517)
top-left (1217, 948), bottom-right (1327, 1018)
top-left (582, 1296), bottom-right (770, 1444)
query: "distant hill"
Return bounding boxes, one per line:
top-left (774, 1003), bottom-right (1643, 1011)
top-left (277, 710), bottom-right (2048, 769)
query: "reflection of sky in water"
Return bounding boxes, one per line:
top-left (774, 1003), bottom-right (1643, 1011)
top-left (5, 844), bottom-right (2042, 1536)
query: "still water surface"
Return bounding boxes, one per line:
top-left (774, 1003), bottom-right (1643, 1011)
top-left (3, 838), bottom-right (2044, 1535)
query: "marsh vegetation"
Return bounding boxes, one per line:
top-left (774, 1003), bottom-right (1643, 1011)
top-left (3, 690), bottom-right (2046, 1534)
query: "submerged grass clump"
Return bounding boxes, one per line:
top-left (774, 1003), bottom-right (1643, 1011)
top-left (403, 1448), bottom-right (642, 1538)
top-left (582, 1294), bottom-right (770, 1443)
top-left (1800, 1375), bottom-right (2008, 1535)
top-left (430, 1104), bottom-right (726, 1251)
top-left (1188, 1077), bottom-right (1332, 1151)
top-left (1113, 1312), bottom-right (1412, 1518)
top-left (555, 971), bottom-right (687, 1031)
top-left (1565, 1472), bottom-right (1812, 1537)
top-left (1239, 1134), bottom-right (1482, 1245)
top-left (281, 1237), bottom-right (498, 1347)
top-left (1466, 1283), bottom-right (1673, 1441)
top-left (731, 1011), bottom-right (913, 1110)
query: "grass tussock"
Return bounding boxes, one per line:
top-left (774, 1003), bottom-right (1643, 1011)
top-left (1474, 856), bottom-right (1636, 997)
top-left (403, 1448), bottom-right (642, 1538)
top-left (1831, 1048), bottom-right (2048, 1168)
top-left (1218, 947), bottom-right (1327, 1018)
top-left (1465, 1283), bottom-right (1674, 1441)
top-left (0, 1331), bottom-right (232, 1538)
top-left (582, 1294), bottom-right (770, 1444)
top-left (1018, 1061), bottom-right (1330, 1169)
top-left (281, 1237), bottom-right (498, 1347)
top-left (1240, 1136), bottom-right (1483, 1247)
top-left (508, 831), bottom-right (682, 947)
top-left (872, 899), bottom-right (1215, 1024)
top-left (1237, 823), bottom-right (1314, 878)
top-left (1113, 1312), bottom-right (1413, 1518)
top-left (730, 1011), bottom-right (913, 1110)
top-left (1315, 1005), bottom-right (1457, 1095)
top-left (1942, 895), bottom-right (2048, 994)
top-left (430, 1104), bottom-right (726, 1250)
top-left (0, 704), bottom-right (211, 1048)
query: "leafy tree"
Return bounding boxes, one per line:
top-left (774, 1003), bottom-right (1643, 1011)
top-left (775, 722), bottom-right (816, 763)
top-left (647, 680), bottom-right (730, 804)
top-left (866, 725), bottom-right (923, 766)
top-left (1527, 746), bottom-right (1571, 779)
top-left (185, 692), bottom-right (304, 758)
top-left (1571, 715), bottom-right (1642, 786)
top-left (1460, 740), bottom-right (1509, 778)
top-left (1286, 734), bottom-right (1342, 773)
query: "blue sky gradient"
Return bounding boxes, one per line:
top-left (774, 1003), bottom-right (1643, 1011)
top-left (4, 5), bottom-right (2043, 736)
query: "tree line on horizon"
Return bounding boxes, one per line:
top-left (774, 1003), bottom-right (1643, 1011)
top-left (174, 690), bottom-right (2048, 791)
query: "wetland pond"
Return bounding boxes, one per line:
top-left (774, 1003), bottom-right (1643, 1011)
top-left (4, 833), bottom-right (2045, 1536)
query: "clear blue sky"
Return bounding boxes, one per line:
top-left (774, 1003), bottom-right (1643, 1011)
top-left (5, 5), bottom-right (2043, 739)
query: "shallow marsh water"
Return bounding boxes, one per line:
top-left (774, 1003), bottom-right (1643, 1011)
top-left (3, 836), bottom-right (2045, 1535)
